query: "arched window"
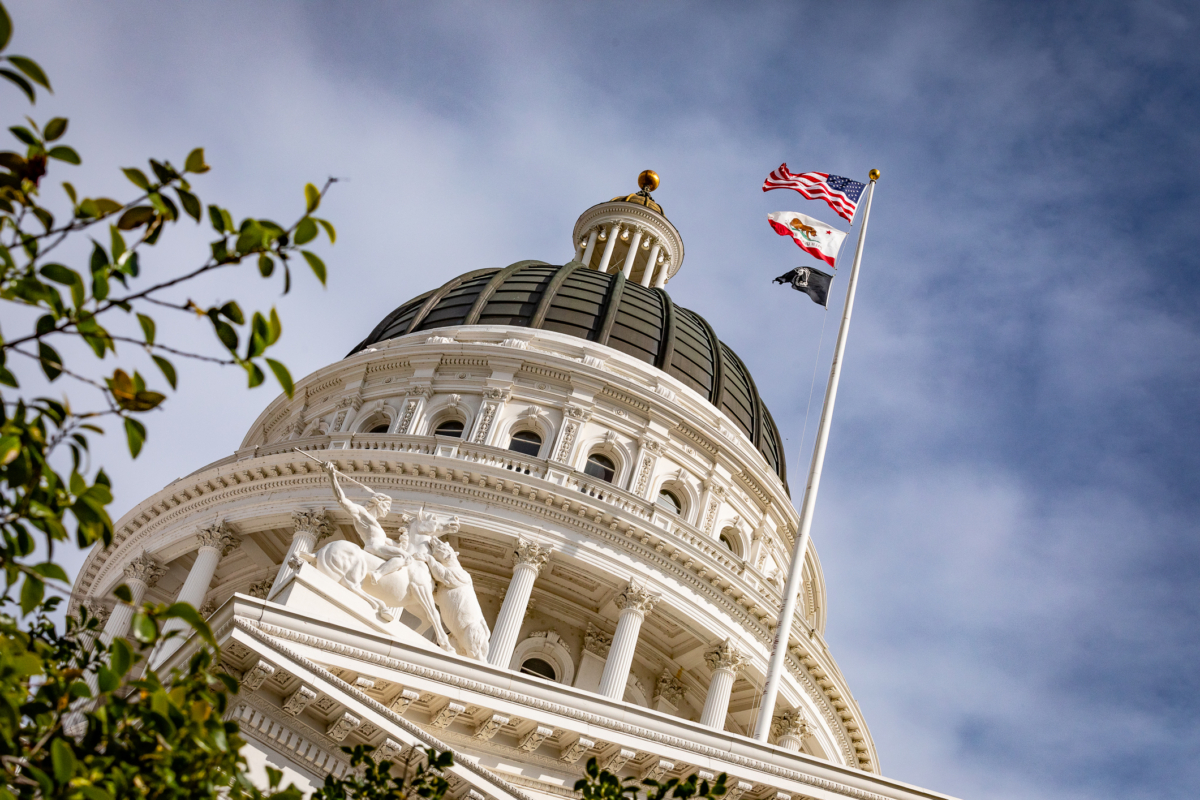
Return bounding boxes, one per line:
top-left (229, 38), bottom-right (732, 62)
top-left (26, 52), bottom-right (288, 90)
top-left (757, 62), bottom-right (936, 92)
top-left (508, 430), bottom-right (542, 457)
top-left (368, 424), bottom-right (389, 434)
top-left (584, 453), bottom-right (616, 483)
top-left (519, 657), bottom-right (557, 681)
top-left (656, 489), bottom-right (682, 514)
top-left (433, 419), bottom-right (464, 438)
top-left (718, 527), bottom-right (742, 557)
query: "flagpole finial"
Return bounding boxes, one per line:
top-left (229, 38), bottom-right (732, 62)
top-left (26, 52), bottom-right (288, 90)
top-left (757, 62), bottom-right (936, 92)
top-left (638, 170), bottom-right (660, 192)
top-left (868, 169), bottom-right (881, 181)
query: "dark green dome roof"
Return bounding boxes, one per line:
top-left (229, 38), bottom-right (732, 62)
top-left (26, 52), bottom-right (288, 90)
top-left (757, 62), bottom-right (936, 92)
top-left (350, 261), bottom-right (787, 483)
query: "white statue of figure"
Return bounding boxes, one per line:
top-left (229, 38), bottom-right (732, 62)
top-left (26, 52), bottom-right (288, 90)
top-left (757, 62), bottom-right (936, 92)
top-left (426, 537), bottom-right (491, 661)
top-left (300, 462), bottom-right (457, 652)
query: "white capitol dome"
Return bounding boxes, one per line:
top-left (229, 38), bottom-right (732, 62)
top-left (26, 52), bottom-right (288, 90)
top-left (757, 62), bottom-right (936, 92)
top-left (72, 176), bottom-right (957, 800)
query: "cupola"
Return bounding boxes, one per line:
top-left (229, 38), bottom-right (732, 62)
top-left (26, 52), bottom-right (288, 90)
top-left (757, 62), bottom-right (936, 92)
top-left (571, 170), bottom-right (684, 287)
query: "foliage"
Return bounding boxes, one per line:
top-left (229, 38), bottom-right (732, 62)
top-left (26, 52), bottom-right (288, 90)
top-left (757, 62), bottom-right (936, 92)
top-left (575, 758), bottom-right (728, 800)
top-left (0, 2), bottom-right (373, 798)
top-left (313, 746), bottom-right (452, 800)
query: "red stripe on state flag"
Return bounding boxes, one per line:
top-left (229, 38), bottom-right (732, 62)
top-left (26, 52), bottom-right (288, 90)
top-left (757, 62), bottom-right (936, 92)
top-left (767, 211), bottom-right (848, 268)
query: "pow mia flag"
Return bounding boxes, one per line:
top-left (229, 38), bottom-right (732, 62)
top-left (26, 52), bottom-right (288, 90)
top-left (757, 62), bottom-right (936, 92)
top-left (773, 266), bottom-right (834, 307)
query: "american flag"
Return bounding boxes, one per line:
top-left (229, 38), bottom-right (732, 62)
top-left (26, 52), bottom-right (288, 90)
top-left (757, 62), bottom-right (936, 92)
top-left (762, 164), bottom-right (865, 224)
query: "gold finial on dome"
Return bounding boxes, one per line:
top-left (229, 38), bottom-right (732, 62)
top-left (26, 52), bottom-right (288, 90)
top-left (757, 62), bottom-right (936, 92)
top-left (638, 170), bottom-right (660, 192)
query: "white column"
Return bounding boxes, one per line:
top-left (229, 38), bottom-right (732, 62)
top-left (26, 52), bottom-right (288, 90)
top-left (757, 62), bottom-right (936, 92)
top-left (596, 223), bottom-right (622, 273)
top-left (641, 241), bottom-right (662, 287)
top-left (598, 579), bottom-right (659, 699)
top-left (101, 553), bottom-right (165, 645)
top-left (488, 537), bottom-right (552, 667)
top-left (652, 258), bottom-right (669, 288)
top-left (267, 509), bottom-right (332, 600)
top-left (579, 227), bottom-right (600, 267)
top-left (620, 227), bottom-right (644, 279)
top-left (771, 709), bottom-right (812, 752)
top-left (153, 522), bottom-right (238, 666)
top-left (699, 639), bottom-right (747, 729)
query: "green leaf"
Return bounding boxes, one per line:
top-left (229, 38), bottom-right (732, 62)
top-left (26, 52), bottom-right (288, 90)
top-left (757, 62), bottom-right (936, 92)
top-left (131, 611), bottom-right (157, 643)
top-left (51, 739), bottom-right (76, 784)
top-left (0, 3), bottom-right (11, 52)
top-left (315, 217), bottom-right (336, 243)
top-left (62, 181), bottom-right (77, 204)
top-left (19, 573), bottom-right (44, 615)
top-left (184, 147), bottom-right (209, 173)
top-left (257, 253), bottom-right (274, 277)
top-left (164, 602), bottom-right (216, 647)
top-left (30, 562), bottom-right (69, 583)
top-left (152, 354), bottom-right (177, 389)
top-left (110, 637), bottom-right (133, 676)
top-left (219, 300), bottom-right (244, 324)
top-left (96, 665), bottom-right (119, 693)
top-left (137, 313), bottom-right (155, 344)
top-left (0, 434), bottom-right (18, 466)
top-left (304, 182), bottom-right (320, 213)
top-left (7, 56), bottom-right (50, 90)
top-left (124, 416), bottom-right (146, 458)
top-left (43, 116), bottom-right (67, 141)
top-left (9, 124), bottom-right (36, 145)
top-left (176, 187), bottom-right (201, 221)
top-left (266, 358), bottom-right (294, 398)
top-left (0, 67), bottom-right (33, 102)
top-left (110, 224), bottom-right (126, 260)
top-left (121, 167), bottom-right (150, 190)
top-left (247, 362), bottom-right (265, 388)
top-left (38, 341), bottom-right (62, 381)
top-left (117, 205), bottom-right (155, 230)
top-left (39, 262), bottom-right (79, 287)
top-left (267, 307), bottom-right (282, 344)
top-left (302, 250), bottom-right (326, 286)
top-left (294, 216), bottom-right (317, 245)
top-left (48, 145), bottom-right (80, 164)
top-left (112, 583), bottom-right (133, 602)
top-left (207, 204), bottom-right (227, 233)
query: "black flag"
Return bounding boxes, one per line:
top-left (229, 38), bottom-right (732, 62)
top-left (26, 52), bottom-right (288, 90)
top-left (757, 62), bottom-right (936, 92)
top-left (773, 266), bottom-right (833, 307)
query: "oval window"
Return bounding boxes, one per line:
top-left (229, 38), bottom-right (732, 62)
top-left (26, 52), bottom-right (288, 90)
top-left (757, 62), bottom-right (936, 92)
top-left (519, 657), bottom-right (557, 681)
top-left (656, 489), bottom-right (682, 514)
top-left (433, 419), bottom-right (464, 438)
top-left (508, 430), bottom-right (542, 457)
top-left (584, 453), bottom-right (616, 483)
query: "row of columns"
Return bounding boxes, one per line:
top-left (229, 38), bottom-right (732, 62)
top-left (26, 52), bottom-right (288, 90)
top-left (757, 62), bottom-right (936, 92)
top-left (87, 515), bottom-right (812, 747)
top-left (577, 222), bottom-right (669, 288)
top-left (485, 537), bottom-right (800, 735)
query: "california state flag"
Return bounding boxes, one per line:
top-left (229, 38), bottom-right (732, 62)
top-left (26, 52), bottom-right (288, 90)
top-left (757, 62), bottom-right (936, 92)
top-left (767, 211), bottom-right (848, 268)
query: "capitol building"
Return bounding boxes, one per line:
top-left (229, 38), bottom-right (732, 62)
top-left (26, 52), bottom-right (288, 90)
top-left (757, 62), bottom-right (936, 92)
top-left (71, 176), bottom-right (957, 800)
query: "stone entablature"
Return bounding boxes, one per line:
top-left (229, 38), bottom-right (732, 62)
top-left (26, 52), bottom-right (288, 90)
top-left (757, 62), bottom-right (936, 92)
top-left (68, 441), bottom-right (869, 771)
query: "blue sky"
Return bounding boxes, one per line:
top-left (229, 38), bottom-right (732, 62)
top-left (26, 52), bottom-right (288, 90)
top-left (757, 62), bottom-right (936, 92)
top-left (8, 2), bottom-right (1199, 798)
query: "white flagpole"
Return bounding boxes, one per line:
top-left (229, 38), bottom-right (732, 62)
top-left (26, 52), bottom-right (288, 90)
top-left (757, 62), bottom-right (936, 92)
top-left (753, 170), bottom-right (880, 742)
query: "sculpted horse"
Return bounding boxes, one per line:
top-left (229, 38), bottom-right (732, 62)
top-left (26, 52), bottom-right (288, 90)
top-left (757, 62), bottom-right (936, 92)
top-left (300, 464), bottom-right (458, 651)
top-left (427, 537), bottom-right (490, 661)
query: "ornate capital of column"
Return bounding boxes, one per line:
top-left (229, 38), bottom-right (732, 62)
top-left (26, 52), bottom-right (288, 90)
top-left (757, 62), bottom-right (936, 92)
top-left (195, 522), bottom-right (239, 555)
top-left (513, 537), bottom-right (552, 571)
top-left (614, 579), bottom-right (660, 615)
top-left (291, 508), bottom-right (332, 541)
top-left (583, 622), bottom-right (613, 657)
top-left (81, 598), bottom-right (110, 626)
top-left (704, 639), bottom-right (748, 674)
top-left (123, 553), bottom-right (166, 588)
top-left (563, 403), bottom-right (593, 421)
top-left (771, 708), bottom-right (812, 740)
top-left (654, 669), bottom-right (686, 707)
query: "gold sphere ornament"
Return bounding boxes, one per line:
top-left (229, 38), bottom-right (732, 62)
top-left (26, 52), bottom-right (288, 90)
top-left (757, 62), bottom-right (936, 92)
top-left (638, 170), bottom-right (660, 192)
top-left (868, 168), bottom-right (881, 181)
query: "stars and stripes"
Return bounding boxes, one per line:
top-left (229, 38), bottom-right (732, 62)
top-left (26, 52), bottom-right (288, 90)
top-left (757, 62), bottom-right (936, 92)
top-left (762, 164), bottom-right (864, 223)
